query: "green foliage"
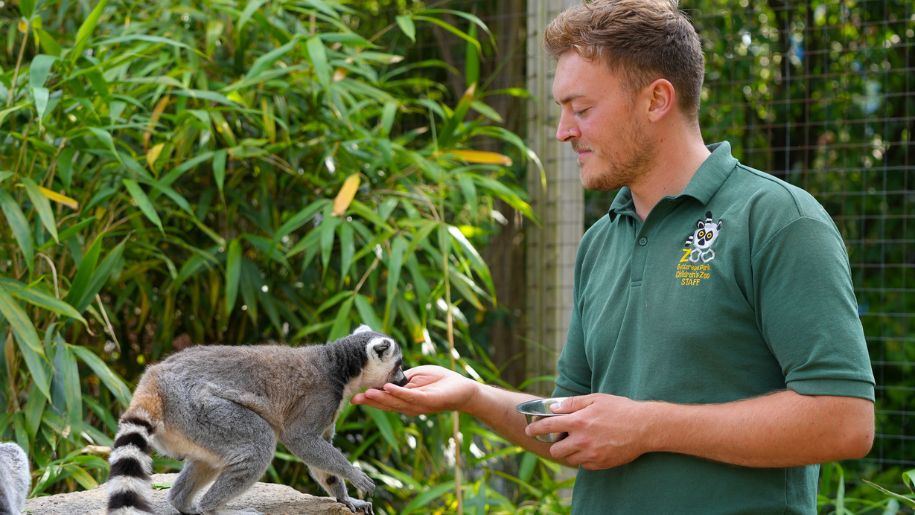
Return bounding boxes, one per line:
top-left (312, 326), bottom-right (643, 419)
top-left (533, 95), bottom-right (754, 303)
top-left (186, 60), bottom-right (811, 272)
top-left (818, 462), bottom-right (915, 514)
top-left (0, 0), bottom-right (549, 511)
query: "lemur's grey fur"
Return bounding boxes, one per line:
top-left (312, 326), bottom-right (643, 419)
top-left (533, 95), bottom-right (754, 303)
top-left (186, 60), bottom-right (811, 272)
top-left (0, 442), bottom-right (30, 514)
top-left (106, 325), bottom-right (407, 515)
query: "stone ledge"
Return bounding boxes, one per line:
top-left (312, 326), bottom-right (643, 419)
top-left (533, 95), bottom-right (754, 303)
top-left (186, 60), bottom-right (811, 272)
top-left (25, 473), bottom-right (355, 514)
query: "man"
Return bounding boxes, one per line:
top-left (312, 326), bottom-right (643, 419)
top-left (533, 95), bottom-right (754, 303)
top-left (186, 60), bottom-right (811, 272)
top-left (353, 0), bottom-right (875, 512)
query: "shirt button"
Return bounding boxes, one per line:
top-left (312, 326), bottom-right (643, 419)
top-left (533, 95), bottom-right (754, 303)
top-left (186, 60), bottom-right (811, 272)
top-left (638, 237), bottom-right (648, 246)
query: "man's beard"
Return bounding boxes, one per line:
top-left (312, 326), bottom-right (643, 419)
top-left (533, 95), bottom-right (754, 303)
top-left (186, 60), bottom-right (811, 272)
top-left (578, 123), bottom-right (654, 192)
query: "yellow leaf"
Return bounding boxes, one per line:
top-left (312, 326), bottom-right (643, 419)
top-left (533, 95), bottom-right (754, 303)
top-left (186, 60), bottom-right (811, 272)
top-left (450, 149), bottom-right (513, 166)
top-left (18, 19), bottom-right (28, 33)
top-left (144, 96), bottom-right (170, 149)
top-left (38, 186), bottom-right (78, 210)
top-left (227, 91), bottom-right (245, 105)
top-left (332, 174), bottom-right (361, 216)
top-left (146, 143), bottom-right (165, 169)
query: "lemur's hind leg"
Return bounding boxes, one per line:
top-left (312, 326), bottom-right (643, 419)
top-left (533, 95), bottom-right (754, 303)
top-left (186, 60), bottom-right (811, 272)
top-left (183, 399), bottom-right (276, 515)
top-left (167, 459), bottom-right (219, 514)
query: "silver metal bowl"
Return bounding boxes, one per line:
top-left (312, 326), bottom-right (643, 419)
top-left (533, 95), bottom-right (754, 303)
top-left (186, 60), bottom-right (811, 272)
top-left (516, 397), bottom-right (569, 443)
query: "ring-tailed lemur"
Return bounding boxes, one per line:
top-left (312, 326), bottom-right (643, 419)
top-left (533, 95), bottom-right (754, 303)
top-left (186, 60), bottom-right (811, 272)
top-left (106, 325), bottom-right (407, 515)
top-left (0, 442), bottom-right (30, 514)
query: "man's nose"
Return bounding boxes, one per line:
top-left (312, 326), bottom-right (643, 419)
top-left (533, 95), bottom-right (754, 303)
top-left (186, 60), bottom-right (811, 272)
top-left (555, 115), bottom-right (580, 141)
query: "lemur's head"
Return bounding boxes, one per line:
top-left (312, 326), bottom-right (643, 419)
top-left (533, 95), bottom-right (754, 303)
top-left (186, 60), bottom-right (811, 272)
top-left (353, 325), bottom-right (408, 388)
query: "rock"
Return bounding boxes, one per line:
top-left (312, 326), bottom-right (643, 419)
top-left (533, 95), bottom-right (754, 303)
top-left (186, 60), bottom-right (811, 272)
top-left (25, 473), bottom-right (356, 514)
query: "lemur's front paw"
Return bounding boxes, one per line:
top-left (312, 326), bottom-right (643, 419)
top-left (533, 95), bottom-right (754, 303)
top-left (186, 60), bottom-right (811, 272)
top-left (338, 496), bottom-right (374, 514)
top-left (350, 469), bottom-right (375, 495)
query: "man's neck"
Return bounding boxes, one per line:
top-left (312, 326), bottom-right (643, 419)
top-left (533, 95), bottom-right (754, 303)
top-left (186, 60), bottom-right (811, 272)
top-left (629, 130), bottom-right (710, 221)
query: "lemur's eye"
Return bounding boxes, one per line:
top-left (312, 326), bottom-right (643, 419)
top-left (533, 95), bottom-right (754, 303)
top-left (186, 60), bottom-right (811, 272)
top-left (706, 231), bottom-right (714, 239)
top-left (697, 230), bottom-right (705, 239)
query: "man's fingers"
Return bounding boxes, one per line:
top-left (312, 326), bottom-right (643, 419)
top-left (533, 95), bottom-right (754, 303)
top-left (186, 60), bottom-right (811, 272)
top-left (549, 394), bottom-right (595, 414)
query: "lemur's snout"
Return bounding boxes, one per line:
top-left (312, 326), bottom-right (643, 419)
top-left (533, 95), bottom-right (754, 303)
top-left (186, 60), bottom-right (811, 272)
top-left (392, 369), bottom-right (408, 387)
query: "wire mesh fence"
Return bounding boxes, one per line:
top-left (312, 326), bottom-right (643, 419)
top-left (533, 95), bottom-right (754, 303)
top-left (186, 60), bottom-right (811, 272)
top-left (689, 0), bottom-right (914, 471)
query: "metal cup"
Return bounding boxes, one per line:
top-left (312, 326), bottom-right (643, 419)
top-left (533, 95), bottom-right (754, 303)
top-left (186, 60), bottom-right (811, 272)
top-left (516, 397), bottom-right (569, 443)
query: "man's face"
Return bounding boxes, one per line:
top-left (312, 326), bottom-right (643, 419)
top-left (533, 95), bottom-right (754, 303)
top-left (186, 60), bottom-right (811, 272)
top-left (552, 52), bottom-right (653, 191)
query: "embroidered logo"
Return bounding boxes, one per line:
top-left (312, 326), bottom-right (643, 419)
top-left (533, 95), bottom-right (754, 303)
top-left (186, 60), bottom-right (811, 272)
top-left (676, 211), bottom-right (723, 287)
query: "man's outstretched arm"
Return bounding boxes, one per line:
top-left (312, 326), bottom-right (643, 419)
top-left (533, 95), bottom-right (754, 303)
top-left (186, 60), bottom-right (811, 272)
top-left (352, 365), bottom-right (557, 460)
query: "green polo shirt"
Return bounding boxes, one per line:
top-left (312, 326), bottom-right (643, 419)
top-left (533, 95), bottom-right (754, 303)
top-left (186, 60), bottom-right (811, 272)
top-left (553, 142), bottom-right (875, 514)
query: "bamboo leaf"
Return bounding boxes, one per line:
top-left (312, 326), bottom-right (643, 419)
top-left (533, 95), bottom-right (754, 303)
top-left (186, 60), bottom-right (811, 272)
top-left (275, 200), bottom-right (328, 243)
top-left (385, 236), bottom-right (407, 309)
top-left (245, 34), bottom-right (301, 80)
top-left (338, 222), bottom-right (354, 278)
top-left (64, 236), bottom-right (102, 309)
top-left (449, 149), bottom-right (512, 166)
top-left (519, 452), bottom-right (537, 483)
top-left (97, 34), bottom-right (194, 52)
top-left (0, 190), bottom-right (35, 268)
top-left (306, 35), bottom-right (331, 87)
top-left (22, 177), bottom-right (58, 242)
top-left (31, 87), bottom-right (50, 120)
top-left (464, 23), bottom-right (480, 87)
top-left (320, 216), bottom-right (341, 270)
top-left (69, 345), bottom-right (132, 408)
top-left (0, 278), bottom-right (86, 326)
top-left (0, 286), bottom-right (43, 357)
top-left (354, 294), bottom-right (383, 333)
top-left (396, 15), bottom-right (416, 42)
top-left (35, 28), bottom-right (62, 57)
top-left (437, 83), bottom-right (476, 148)
top-left (29, 54), bottom-right (57, 88)
top-left (380, 101), bottom-right (397, 136)
top-left (225, 239), bottom-right (242, 317)
top-left (238, 0), bottom-right (268, 31)
top-left (0, 285), bottom-right (51, 400)
top-left (19, 0), bottom-right (35, 17)
top-left (413, 15), bottom-right (480, 52)
top-left (24, 380), bottom-right (47, 439)
top-left (38, 186), bottom-right (79, 209)
top-left (363, 407), bottom-right (400, 453)
top-left (332, 174), bottom-right (361, 216)
top-left (146, 143), bottom-right (165, 169)
top-left (401, 481), bottom-right (457, 514)
top-left (328, 295), bottom-right (355, 340)
top-left (122, 179), bottom-right (164, 232)
top-left (213, 149), bottom-right (227, 195)
top-left (448, 225), bottom-right (493, 294)
top-left (53, 335), bottom-right (83, 428)
top-left (77, 239), bottom-right (125, 312)
top-left (70, 0), bottom-right (109, 64)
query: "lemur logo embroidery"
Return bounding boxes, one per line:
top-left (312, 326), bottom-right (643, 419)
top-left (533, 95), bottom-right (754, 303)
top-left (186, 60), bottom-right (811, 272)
top-left (684, 211), bottom-right (723, 263)
top-left (676, 211), bottom-right (723, 286)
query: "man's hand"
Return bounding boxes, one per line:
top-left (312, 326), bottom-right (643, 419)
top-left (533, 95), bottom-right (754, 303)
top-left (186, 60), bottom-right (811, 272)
top-left (352, 365), bottom-right (479, 416)
top-left (525, 393), bottom-right (652, 470)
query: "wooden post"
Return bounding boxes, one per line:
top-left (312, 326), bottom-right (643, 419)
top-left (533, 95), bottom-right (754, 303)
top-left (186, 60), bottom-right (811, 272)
top-left (525, 0), bottom-right (583, 397)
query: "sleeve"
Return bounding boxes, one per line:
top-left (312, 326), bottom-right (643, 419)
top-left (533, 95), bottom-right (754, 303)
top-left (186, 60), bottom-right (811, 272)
top-left (753, 216), bottom-right (875, 400)
top-left (552, 244), bottom-right (593, 398)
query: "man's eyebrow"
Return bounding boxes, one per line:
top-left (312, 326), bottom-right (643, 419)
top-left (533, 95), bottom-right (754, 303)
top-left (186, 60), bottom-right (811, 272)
top-left (554, 93), bottom-right (585, 105)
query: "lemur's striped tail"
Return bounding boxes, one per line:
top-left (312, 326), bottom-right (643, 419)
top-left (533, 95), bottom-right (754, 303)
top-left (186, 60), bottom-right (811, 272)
top-left (107, 413), bottom-right (155, 514)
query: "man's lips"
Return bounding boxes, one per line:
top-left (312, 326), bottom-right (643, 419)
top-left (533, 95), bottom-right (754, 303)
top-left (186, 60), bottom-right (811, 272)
top-left (573, 146), bottom-right (592, 162)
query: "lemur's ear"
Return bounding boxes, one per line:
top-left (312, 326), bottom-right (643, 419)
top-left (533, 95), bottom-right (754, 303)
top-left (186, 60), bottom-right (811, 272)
top-left (353, 324), bottom-right (373, 335)
top-left (374, 340), bottom-right (391, 358)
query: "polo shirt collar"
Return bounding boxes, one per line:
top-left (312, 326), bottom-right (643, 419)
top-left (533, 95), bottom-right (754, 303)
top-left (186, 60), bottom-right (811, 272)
top-left (607, 141), bottom-right (737, 221)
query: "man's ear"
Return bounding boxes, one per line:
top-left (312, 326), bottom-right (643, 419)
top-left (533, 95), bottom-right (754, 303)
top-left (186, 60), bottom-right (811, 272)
top-left (353, 324), bottom-right (373, 335)
top-left (645, 78), bottom-right (676, 122)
